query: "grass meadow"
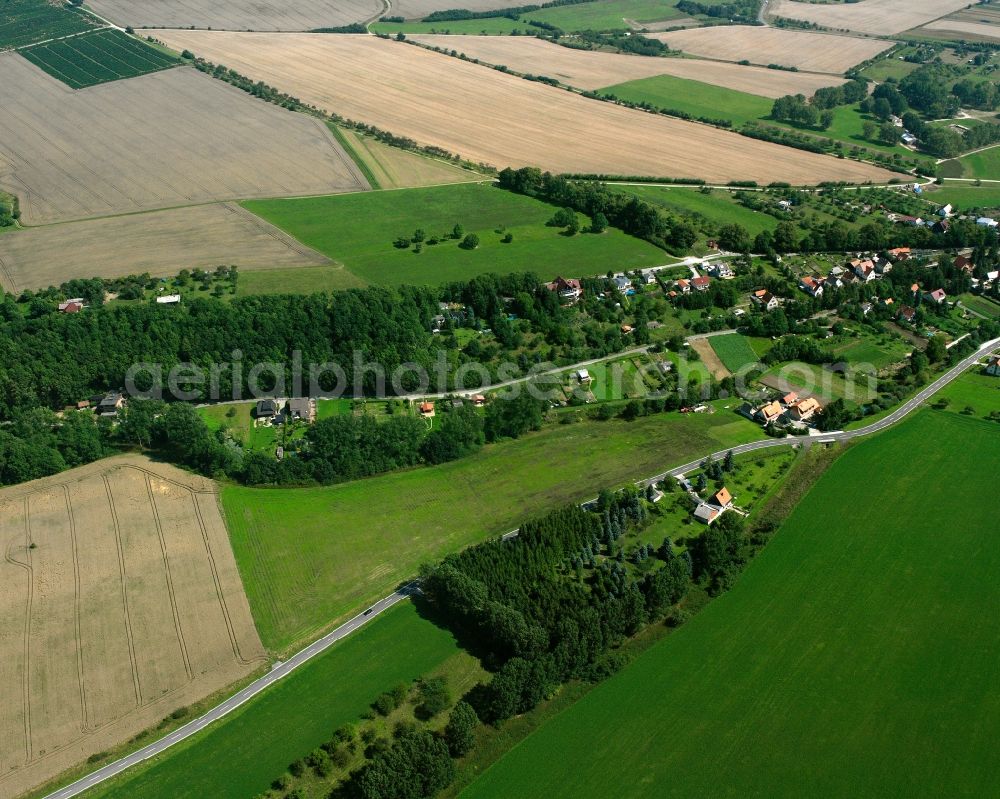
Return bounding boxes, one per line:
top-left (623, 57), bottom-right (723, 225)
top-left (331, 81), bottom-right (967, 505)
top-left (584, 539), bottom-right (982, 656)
top-left (463, 411), bottom-right (1000, 798)
top-left (613, 185), bottom-right (778, 239)
top-left (708, 333), bottom-right (760, 372)
top-left (243, 183), bottom-right (666, 287)
top-left (956, 145), bottom-right (1000, 180)
top-left (930, 370), bottom-right (1000, 417)
top-left (87, 603), bottom-right (461, 799)
top-left (222, 411), bottom-right (763, 652)
top-left (922, 184), bottom-right (1000, 211)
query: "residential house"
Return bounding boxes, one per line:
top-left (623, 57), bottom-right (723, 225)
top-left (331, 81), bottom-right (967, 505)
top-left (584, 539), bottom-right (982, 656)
top-left (712, 487), bottom-right (733, 508)
top-left (471, 394), bottom-right (486, 406)
top-left (781, 391), bottom-right (798, 407)
top-left (76, 400), bottom-right (91, 410)
top-left (694, 486), bottom-right (734, 524)
top-left (901, 132), bottom-right (917, 146)
top-left (849, 258), bottom-right (877, 283)
top-left (751, 289), bottom-right (780, 311)
top-left (691, 276), bottom-right (712, 292)
top-left (59, 298), bottom-right (86, 313)
top-left (255, 399), bottom-right (278, 419)
top-left (545, 276), bottom-right (583, 303)
top-left (693, 504), bottom-right (720, 524)
top-left (889, 114), bottom-right (903, 128)
top-left (986, 356), bottom-right (1000, 376)
top-left (286, 397), bottom-right (314, 423)
top-left (977, 217), bottom-right (999, 229)
top-left (939, 204), bottom-right (953, 218)
top-left (861, 301), bottom-right (873, 316)
top-left (96, 392), bottom-right (125, 416)
top-left (575, 369), bottom-right (591, 383)
top-left (611, 275), bottom-right (632, 293)
top-left (640, 270), bottom-right (657, 285)
top-left (933, 219), bottom-right (951, 235)
top-left (799, 276), bottom-right (824, 297)
top-left (707, 262), bottom-right (734, 279)
top-left (926, 288), bottom-right (947, 305)
top-left (898, 305), bottom-right (917, 324)
top-left (954, 254), bottom-right (974, 274)
top-left (419, 401), bottom-right (435, 417)
top-left (156, 294), bottom-right (181, 305)
top-left (675, 278), bottom-right (692, 294)
top-left (789, 396), bottom-right (821, 422)
top-left (620, 324), bottom-right (633, 335)
top-left (755, 400), bottom-right (783, 425)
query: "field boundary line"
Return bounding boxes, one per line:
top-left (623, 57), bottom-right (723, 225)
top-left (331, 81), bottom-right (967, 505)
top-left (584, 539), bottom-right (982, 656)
top-left (5, 506), bottom-right (32, 764)
top-left (103, 475), bottom-right (142, 707)
top-left (22, 497), bottom-right (34, 762)
top-left (63, 485), bottom-right (90, 734)
top-left (145, 475), bottom-right (194, 682)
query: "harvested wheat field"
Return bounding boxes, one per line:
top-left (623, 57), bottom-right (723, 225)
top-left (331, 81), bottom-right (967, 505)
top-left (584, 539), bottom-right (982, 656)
top-left (920, 10), bottom-right (1000, 44)
top-left (769, 0), bottom-right (970, 36)
top-left (0, 203), bottom-right (333, 293)
top-left (0, 56), bottom-right (368, 226)
top-left (648, 26), bottom-right (891, 74)
top-left (150, 32), bottom-right (894, 185)
top-left (336, 128), bottom-right (486, 189)
top-left (409, 34), bottom-right (845, 96)
top-left (0, 455), bottom-right (266, 799)
top-left (86, 0), bottom-right (382, 30)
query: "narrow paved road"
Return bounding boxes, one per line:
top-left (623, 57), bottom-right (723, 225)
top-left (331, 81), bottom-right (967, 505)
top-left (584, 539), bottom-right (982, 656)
top-left (43, 584), bottom-right (419, 799)
top-left (45, 338), bottom-right (998, 799)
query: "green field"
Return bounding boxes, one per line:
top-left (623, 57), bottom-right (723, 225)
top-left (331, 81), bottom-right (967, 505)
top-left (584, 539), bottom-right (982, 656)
top-left (601, 75), bottom-right (908, 157)
top-left (708, 333), bottom-right (760, 372)
top-left (373, 0), bottom-right (693, 34)
top-left (958, 293), bottom-right (1000, 319)
top-left (235, 265), bottom-right (366, 296)
top-left (243, 183), bottom-right (666, 287)
top-left (464, 411), bottom-right (1000, 798)
top-left (0, 0), bottom-right (95, 49)
top-left (87, 602), bottom-right (461, 799)
top-left (615, 186), bottom-right (778, 239)
top-left (20, 28), bottom-right (179, 88)
top-left (931, 370), bottom-right (1000, 417)
top-left (955, 145), bottom-right (1000, 180)
top-left (222, 411), bottom-right (763, 651)
top-left (921, 184), bottom-right (1000, 211)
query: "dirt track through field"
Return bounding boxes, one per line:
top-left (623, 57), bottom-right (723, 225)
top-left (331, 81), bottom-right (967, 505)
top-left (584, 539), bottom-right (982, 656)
top-left (0, 202), bottom-right (331, 293)
top-left (0, 456), bottom-right (265, 799)
top-left (648, 26), bottom-right (891, 74)
top-left (770, 0), bottom-right (970, 36)
top-left (86, 0), bottom-right (383, 31)
top-left (149, 31), bottom-right (895, 186)
top-left (0, 56), bottom-right (368, 225)
top-left (409, 34), bottom-right (846, 96)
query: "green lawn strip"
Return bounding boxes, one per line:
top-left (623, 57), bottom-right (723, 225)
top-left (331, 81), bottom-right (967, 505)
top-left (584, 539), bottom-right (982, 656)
top-left (235, 265), bottom-right (367, 296)
top-left (327, 122), bottom-right (382, 190)
top-left (86, 602), bottom-right (462, 799)
top-left (242, 183), bottom-right (665, 287)
top-left (957, 293), bottom-right (1000, 319)
top-left (463, 411), bottom-right (1000, 799)
top-left (222, 411), bottom-right (765, 652)
top-left (613, 185), bottom-right (778, 239)
top-left (600, 74), bottom-right (908, 157)
top-left (708, 333), bottom-right (760, 373)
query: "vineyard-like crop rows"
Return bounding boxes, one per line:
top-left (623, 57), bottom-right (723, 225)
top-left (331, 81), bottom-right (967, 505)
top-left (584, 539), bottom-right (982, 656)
top-left (0, 0), bottom-right (96, 50)
top-left (20, 28), bottom-right (178, 88)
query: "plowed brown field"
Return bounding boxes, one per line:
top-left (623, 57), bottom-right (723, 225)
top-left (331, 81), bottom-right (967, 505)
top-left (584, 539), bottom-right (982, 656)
top-left (0, 456), bottom-right (265, 799)
top-left (149, 32), bottom-right (895, 185)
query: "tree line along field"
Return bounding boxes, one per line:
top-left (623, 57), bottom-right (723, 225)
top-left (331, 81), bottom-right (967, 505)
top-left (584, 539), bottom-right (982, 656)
top-left (0, 456), bottom-right (265, 799)
top-left (0, 56), bottom-right (368, 225)
top-left (20, 29), bottom-right (180, 89)
top-left (149, 31), bottom-right (896, 186)
top-left (462, 411), bottom-right (1000, 799)
top-left (407, 34), bottom-right (847, 97)
top-left (0, 0), bottom-right (96, 50)
top-left (85, 602), bottom-right (461, 799)
top-left (770, 0), bottom-right (971, 36)
top-left (243, 182), bottom-right (667, 287)
top-left (222, 410), bottom-right (764, 652)
top-left (648, 26), bottom-right (891, 75)
top-left (0, 203), bottom-right (333, 294)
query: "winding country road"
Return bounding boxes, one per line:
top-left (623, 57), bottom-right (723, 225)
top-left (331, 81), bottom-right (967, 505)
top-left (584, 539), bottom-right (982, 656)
top-left (44, 337), bottom-right (999, 799)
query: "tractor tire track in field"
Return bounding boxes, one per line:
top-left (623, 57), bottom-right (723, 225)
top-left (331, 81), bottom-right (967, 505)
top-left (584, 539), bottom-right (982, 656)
top-left (62, 485), bottom-right (90, 734)
top-left (5, 506), bottom-right (32, 764)
top-left (144, 475), bottom-right (194, 683)
top-left (103, 475), bottom-right (142, 707)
